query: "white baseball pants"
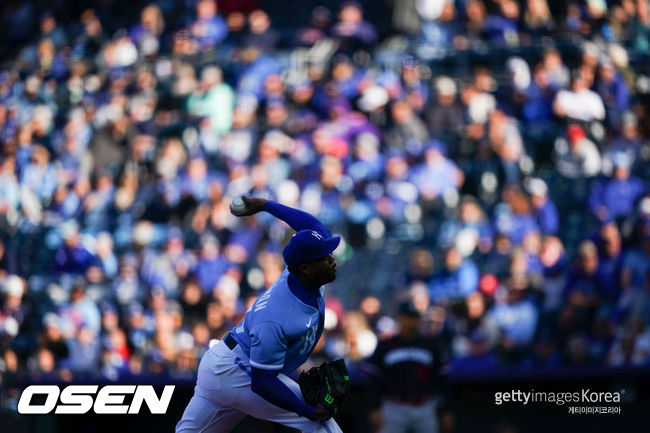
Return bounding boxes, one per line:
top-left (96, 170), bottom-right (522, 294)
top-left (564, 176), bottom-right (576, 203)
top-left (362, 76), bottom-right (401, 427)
top-left (175, 340), bottom-right (343, 433)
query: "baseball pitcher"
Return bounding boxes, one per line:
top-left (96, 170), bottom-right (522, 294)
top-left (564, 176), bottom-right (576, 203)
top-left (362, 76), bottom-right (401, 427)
top-left (176, 197), bottom-right (346, 433)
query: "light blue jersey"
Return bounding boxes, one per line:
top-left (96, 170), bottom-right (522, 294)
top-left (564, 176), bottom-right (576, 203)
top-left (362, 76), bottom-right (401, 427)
top-left (176, 200), bottom-right (344, 432)
top-left (230, 267), bottom-right (325, 375)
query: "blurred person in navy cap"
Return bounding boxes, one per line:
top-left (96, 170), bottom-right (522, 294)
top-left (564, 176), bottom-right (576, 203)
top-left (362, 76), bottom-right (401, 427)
top-left (329, 53), bottom-right (363, 100)
top-left (127, 301), bottom-right (155, 352)
top-left (195, 233), bottom-right (230, 294)
top-left (113, 253), bottom-right (144, 306)
top-left (296, 6), bottom-right (332, 47)
top-left (524, 177), bottom-right (559, 235)
top-left (562, 240), bottom-right (604, 333)
top-left (595, 54), bottom-right (630, 129)
top-left (263, 101), bottom-right (290, 134)
top-left (603, 111), bottom-right (641, 170)
top-left (363, 299), bottom-right (451, 433)
top-left (522, 63), bottom-right (556, 153)
top-left (244, 10), bottom-right (279, 52)
top-left (399, 55), bottom-right (428, 112)
top-left (54, 221), bottom-right (95, 274)
top-left (437, 195), bottom-right (494, 254)
top-left (71, 9), bottom-right (105, 60)
top-left (145, 348), bottom-right (169, 376)
top-left (588, 150), bottom-right (646, 222)
top-left (332, 1), bottom-right (378, 52)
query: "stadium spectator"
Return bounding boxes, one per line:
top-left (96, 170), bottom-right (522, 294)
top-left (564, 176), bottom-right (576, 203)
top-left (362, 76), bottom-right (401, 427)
top-left (425, 76), bottom-right (464, 138)
top-left (553, 70), bottom-right (606, 122)
top-left (187, 66), bottom-right (235, 135)
top-left (384, 99), bottom-right (429, 152)
top-left (437, 195), bottom-right (494, 254)
top-left (483, 0), bottom-right (521, 46)
top-left (428, 246), bottom-right (479, 303)
top-left (0, 0), bottom-right (649, 392)
top-left (595, 55), bottom-right (630, 128)
top-left (525, 178), bottom-right (559, 235)
top-left (588, 151), bottom-right (645, 221)
top-left (603, 111), bottom-right (642, 171)
top-left (332, 2), bottom-right (377, 52)
top-left (410, 140), bottom-right (464, 202)
top-left (190, 0), bottom-right (228, 51)
top-left (553, 124), bottom-right (602, 178)
top-left (489, 284), bottom-right (539, 358)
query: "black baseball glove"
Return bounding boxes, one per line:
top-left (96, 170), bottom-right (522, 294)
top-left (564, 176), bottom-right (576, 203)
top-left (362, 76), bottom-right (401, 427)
top-left (299, 359), bottom-right (350, 417)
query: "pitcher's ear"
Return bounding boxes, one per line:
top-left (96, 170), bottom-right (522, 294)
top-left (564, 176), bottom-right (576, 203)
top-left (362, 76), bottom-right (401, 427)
top-left (299, 262), bottom-right (312, 276)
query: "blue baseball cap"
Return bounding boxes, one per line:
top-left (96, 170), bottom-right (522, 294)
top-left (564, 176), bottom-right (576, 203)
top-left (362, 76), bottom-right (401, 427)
top-left (283, 230), bottom-right (341, 269)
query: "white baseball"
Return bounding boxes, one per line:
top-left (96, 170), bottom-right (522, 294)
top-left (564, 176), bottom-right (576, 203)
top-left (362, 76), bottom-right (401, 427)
top-left (230, 196), bottom-right (246, 212)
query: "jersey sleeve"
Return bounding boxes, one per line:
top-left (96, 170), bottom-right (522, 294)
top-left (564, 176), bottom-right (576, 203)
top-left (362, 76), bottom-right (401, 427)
top-left (249, 321), bottom-right (287, 370)
top-left (263, 201), bottom-right (332, 237)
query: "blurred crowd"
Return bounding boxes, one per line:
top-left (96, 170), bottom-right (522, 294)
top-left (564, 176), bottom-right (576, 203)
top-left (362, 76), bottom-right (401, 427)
top-left (1, 0), bottom-right (650, 383)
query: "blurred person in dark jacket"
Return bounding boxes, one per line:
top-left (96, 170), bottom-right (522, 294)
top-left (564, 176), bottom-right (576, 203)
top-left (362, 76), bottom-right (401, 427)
top-left (425, 76), bottom-right (464, 139)
top-left (561, 240), bottom-right (605, 333)
top-left (364, 300), bottom-right (451, 433)
top-left (332, 2), bottom-right (378, 52)
top-left (38, 313), bottom-right (69, 365)
top-left (244, 10), bottom-right (279, 52)
top-left (384, 99), bottom-right (429, 152)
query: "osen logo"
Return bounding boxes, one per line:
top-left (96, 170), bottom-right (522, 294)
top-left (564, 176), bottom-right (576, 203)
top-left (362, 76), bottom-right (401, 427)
top-left (18, 385), bottom-right (175, 415)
